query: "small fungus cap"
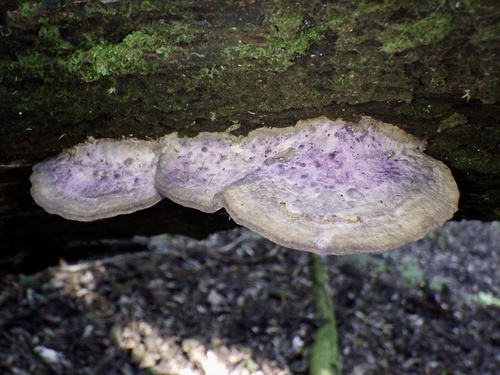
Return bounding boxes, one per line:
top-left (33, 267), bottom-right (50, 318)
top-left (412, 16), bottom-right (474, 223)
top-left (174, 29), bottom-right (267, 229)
top-left (30, 138), bottom-right (163, 221)
top-left (155, 133), bottom-right (249, 213)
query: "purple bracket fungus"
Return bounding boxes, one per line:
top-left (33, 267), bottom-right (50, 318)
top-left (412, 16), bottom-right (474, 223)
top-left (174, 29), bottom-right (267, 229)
top-left (31, 116), bottom-right (459, 255)
top-left (156, 116), bottom-right (459, 255)
top-left (155, 132), bottom-right (250, 213)
top-left (30, 138), bottom-right (163, 221)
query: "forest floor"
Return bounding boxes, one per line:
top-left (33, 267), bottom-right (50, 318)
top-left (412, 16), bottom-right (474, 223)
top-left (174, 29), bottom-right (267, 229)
top-left (0, 220), bottom-right (498, 375)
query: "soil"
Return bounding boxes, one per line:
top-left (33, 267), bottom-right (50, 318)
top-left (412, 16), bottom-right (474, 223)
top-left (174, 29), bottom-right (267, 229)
top-left (0, 220), bottom-right (498, 375)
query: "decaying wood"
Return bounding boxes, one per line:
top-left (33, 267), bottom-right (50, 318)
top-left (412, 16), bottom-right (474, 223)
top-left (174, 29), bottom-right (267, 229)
top-left (0, 0), bottom-right (498, 269)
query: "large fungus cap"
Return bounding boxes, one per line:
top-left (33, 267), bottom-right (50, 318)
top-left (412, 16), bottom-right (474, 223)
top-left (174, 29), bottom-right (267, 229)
top-left (217, 116), bottom-right (459, 254)
top-left (30, 138), bottom-right (163, 221)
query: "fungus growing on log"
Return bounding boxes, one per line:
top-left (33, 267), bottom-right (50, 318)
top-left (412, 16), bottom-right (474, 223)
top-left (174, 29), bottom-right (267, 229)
top-left (30, 116), bottom-right (459, 255)
top-left (30, 138), bottom-right (162, 221)
top-left (156, 116), bottom-right (459, 254)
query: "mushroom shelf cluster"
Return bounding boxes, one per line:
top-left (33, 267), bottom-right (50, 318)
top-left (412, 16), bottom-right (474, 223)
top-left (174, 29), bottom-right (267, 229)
top-left (30, 116), bottom-right (459, 255)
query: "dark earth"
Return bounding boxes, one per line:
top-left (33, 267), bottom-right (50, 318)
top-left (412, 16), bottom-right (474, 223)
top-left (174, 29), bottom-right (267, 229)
top-left (0, 220), bottom-right (498, 374)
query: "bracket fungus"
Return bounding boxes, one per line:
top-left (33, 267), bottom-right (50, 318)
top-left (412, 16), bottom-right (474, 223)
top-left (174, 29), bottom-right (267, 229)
top-left (30, 116), bottom-right (459, 255)
top-left (220, 117), bottom-right (459, 254)
top-left (30, 138), bottom-right (162, 221)
top-left (156, 116), bottom-right (459, 255)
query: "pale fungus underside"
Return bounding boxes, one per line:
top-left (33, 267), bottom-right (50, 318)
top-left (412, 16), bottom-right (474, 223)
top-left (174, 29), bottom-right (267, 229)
top-left (30, 116), bottom-right (459, 255)
top-left (30, 139), bottom-right (163, 222)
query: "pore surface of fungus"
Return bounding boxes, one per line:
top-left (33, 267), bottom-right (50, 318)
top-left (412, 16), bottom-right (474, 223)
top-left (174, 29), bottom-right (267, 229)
top-left (156, 116), bottom-right (459, 255)
top-left (155, 130), bottom-right (305, 213)
top-left (219, 117), bottom-right (459, 254)
top-left (156, 133), bottom-right (250, 212)
top-left (31, 116), bottom-right (459, 255)
top-left (30, 138), bottom-right (162, 221)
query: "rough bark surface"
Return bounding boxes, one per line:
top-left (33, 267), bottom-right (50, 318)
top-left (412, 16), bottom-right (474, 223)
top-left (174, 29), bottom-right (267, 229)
top-left (0, 0), bottom-right (498, 268)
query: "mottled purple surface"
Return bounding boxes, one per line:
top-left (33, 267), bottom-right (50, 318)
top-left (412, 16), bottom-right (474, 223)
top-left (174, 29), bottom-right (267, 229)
top-left (157, 119), bottom-right (426, 221)
top-left (216, 117), bottom-right (457, 254)
top-left (244, 122), bottom-right (425, 223)
top-left (31, 116), bottom-right (458, 254)
top-left (156, 134), bottom-right (250, 212)
top-left (30, 139), bottom-right (162, 221)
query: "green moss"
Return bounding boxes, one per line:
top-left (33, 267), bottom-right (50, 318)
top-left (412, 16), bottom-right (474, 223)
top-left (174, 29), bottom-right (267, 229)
top-left (263, 10), bottom-right (323, 72)
top-left (37, 25), bottom-right (74, 53)
top-left (143, 20), bottom-right (199, 45)
top-left (401, 258), bottom-right (424, 287)
top-left (83, 0), bottom-right (134, 17)
top-left (379, 13), bottom-right (453, 53)
top-left (470, 22), bottom-right (500, 44)
top-left (430, 119), bottom-right (500, 175)
top-left (437, 113), bottom-right (468, 133)
top-left (429, 65), bottom-right (448, 87)
top-left (219, 8), bottom-right (323, 73)
top-left (19, 2), bottom-right (37, 19)
top-left (4, 51), bottom-right (50, 79)
top-left (1, 28), bottom-right (170, 83)
top-left (67, 31), bottom-right (167, 82)
top-left (3, 0), bottom-right (457, 111)
top-left (395, 98), bottom-right (452, 120)
top-left (1, 1), bottom-right (497, 121)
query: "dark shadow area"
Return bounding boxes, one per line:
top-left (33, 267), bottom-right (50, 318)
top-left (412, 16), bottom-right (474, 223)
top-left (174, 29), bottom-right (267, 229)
top-left (0, 222), bottom-right (498, 374)
top-left (0, 229), bottom-right (315, 374)
top-left (0, 166), bottom-right (236, 273)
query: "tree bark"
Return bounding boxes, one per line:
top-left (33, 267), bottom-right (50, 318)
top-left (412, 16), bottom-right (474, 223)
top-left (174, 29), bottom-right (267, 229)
top-left (0, 0), bottom-right (498, 270)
